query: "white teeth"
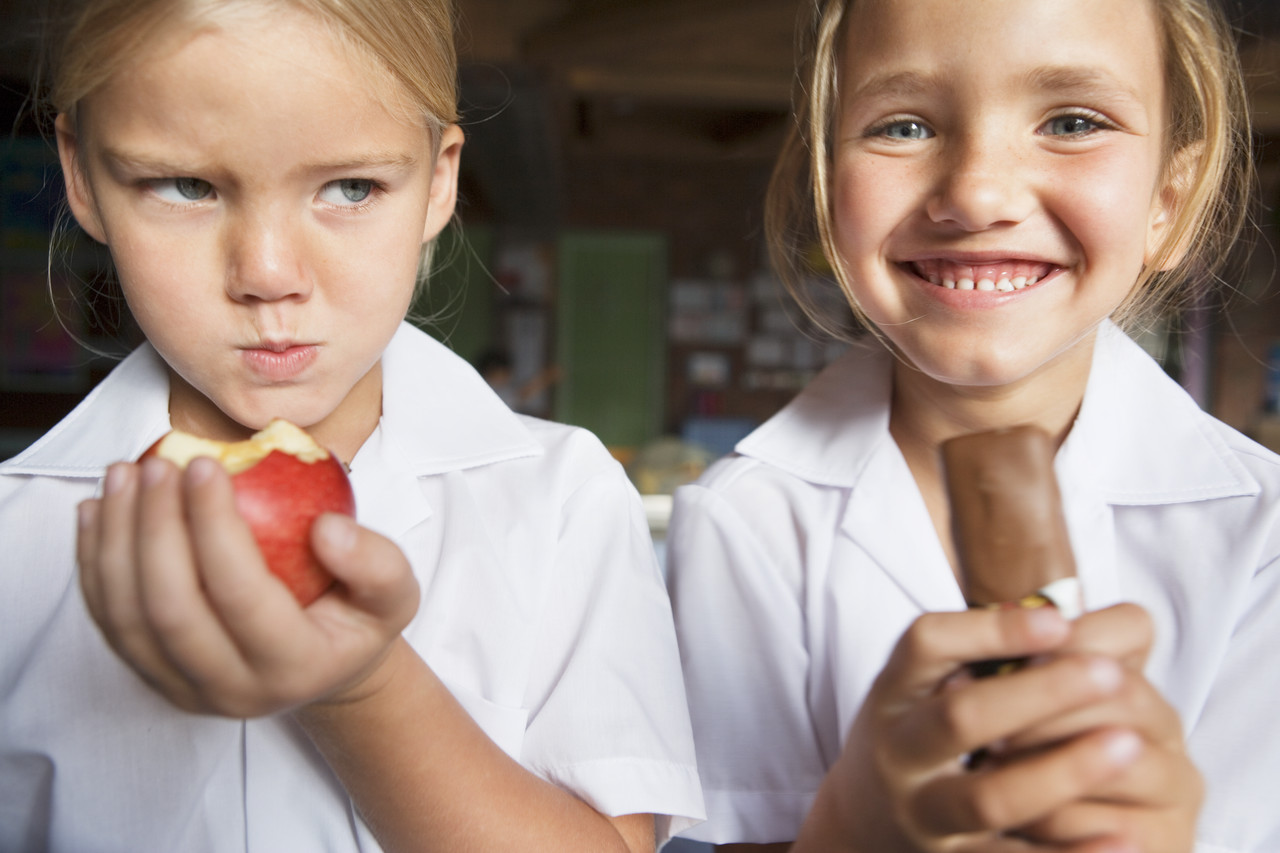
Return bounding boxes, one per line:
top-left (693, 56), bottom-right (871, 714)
top-left (931, 273), bottom-right (1046, 291)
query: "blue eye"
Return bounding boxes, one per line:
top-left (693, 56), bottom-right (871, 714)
top-left (880, 120), bottom-right (933, 141)
top-left (152, 177), bottom-right (213, 203)
top-left (320, 179), bottom-right (375, 205)
top-left (1044, 115), bottom-right (1102, 137)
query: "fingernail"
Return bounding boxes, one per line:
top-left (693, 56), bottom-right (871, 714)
top-left (77, 500), bottom-right (97, 530)
top-left (140, 456), bottom-right (168, 487)
top-left (103, 463), bottom-right (129, 495)
top-left (315, 513), bottom-right (356, 554)
top-left (1104, 730), bottom-right (1142, 765)
top-left (1087, 657), bottom-right (1124, 692)
top-left (186, 456), bottom-right (218, 485)
top-left (1025, 605), bottom-right (1068, 639)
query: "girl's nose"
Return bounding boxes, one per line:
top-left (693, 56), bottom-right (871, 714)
top-left (223, 210), bottom-right (312, 304)
top-left (925, 136), bottom-right (1036, 231)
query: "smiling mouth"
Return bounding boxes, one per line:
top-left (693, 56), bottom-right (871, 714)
top-left (907, 259), bottom-right (1059, 292)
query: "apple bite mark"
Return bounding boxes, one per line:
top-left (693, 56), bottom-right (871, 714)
top-left (141, 419), bottom-right (355, 605)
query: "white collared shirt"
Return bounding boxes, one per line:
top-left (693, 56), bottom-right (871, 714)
top-left (0, 322), bottom-right (704, 852)
top-left (668, 322), bottom-right (1280, 852)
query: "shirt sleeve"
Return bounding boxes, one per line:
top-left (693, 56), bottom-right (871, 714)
top-left (517, 439), bottom-right (705, 844)
top-left (666, 472), bottom-right (828, 845)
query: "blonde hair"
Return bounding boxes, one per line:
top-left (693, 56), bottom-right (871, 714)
top-left (46, 0), bottom-right (458, 135)
top-left (765, 0), bottom-right (1255, 340)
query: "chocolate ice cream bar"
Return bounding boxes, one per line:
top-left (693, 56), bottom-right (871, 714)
top-left (942, 425), bottom-right (1082, 618)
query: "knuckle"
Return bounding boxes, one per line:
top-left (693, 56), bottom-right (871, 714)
top-left (111, 613), bottom-right (155, 660)
top-left (963, 777), bottom-right (1016, 829)
top-left (142, 592), bottom-right (192, 638)
top-left (901, 614), bottom-right (946, 659)
top-left (936, 690), bottom-right (981, 743)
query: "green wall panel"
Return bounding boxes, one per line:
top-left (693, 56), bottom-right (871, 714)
top-left (555, 231), bottom-right (666, 450)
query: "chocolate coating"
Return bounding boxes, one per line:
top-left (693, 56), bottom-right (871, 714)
top-left (942, 425), bottom-right (1077, 606)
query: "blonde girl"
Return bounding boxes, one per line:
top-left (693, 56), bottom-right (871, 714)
top-left (0, 1), bottom-right (703, 850)
top-left (668, 0), bottom-right (1275, 850)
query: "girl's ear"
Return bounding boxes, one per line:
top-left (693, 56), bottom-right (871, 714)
top-left (54, 113), bottom-right (107, 244)
top-left (421, 124), bottom-right (464, 244)
top-left (1144, 141), bottom-right (1202, 272)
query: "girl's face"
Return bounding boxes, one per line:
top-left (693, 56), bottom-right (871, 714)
top-left (57, 5), bottom-right (461, 455)
top-left (831, 0), bottom-right (1178, 396)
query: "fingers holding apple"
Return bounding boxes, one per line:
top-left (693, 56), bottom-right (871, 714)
top-left (77, 420), bottom-right (419, 716)
top-left (141, 419), bottom-right (355, 606)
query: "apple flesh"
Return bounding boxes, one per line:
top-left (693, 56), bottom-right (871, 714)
top-left (141, 419), bottom-right (355, 605)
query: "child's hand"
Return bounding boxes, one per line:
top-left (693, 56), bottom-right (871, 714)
top-left (805, 607), bottom-right (1147, 853)
top-left (996, 604), bottom-right (1202, 852)
top-left (76, 455), bottom-right (420, 718)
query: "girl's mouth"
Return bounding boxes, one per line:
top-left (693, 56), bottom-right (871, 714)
top-left (906, 259), bottom-right (1060, 292)
top-left (241, 342), bottom-right (319, 382)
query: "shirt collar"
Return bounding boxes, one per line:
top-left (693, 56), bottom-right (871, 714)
top-left (1061, 321), bottom-right (1257, 503)
top-left (2, 344), bottom-right (172, 478)
top-left (377, 323), bottom-right (542, 476)
top-left (735, 321), bottom-right (1257, 505)
top-left (3, 323), bottom-right (542, 480)
top-left (735, 338), bottom-right (894, 488)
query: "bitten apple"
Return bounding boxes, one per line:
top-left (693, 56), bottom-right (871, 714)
top-left (141, 419), bottom-right (355, 605)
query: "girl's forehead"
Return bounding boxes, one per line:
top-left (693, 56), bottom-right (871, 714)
top-left (840, 0), bottom-right (1165, 94)
top-left (123, 2), bottom-right (419, 123)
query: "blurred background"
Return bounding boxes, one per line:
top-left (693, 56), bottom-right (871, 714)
top-left (5, 0), bottom-right (1280, 525)
top-left (3, 2), bottom-right (1280, 850)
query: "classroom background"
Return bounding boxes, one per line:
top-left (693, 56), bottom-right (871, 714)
top-left (1, 0), bottom-right (1279, 849)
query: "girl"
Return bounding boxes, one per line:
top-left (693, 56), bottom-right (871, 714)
top-left (667, 0), bottom-right (1276, 850)
top-left (0, 1), bottom-right (703, 850)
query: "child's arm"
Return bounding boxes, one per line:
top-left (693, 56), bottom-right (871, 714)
top-left (77, 456), bottom-right (652, 852)
top-left (296, 639), bottom-right (653, 852)
top-left (785, 605), bottom-right (1199, 853)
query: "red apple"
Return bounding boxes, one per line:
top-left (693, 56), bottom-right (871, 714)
top-left (141, 419), bottom-right (355, 605)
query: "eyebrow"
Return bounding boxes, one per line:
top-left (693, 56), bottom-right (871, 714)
top-left (298, 153), bottom-right (421, 174)
top-left (848, 65), bottom-right (1145, 106)
top-left (98, 147), bottom-right (421, 177)
top-left (1022, 65), bottom-right (1146, 105)
top-left (847, 71), bottom-right (935, 103)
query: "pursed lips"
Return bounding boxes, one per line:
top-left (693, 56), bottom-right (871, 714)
top-left (240, 342), bottom-right (320, 381)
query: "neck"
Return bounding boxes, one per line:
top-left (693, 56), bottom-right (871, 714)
top-left (887, 329), bottom-right (1097, 575)
top-left (888, 330), bottom-right (1096, 465)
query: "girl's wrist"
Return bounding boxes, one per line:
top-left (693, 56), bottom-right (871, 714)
top-left (300, 635), bottom-right (415, 714)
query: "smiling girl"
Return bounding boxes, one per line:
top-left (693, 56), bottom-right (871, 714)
top-left (667, 0), bottom-right (1275, 850)
top-left (0, 2), bottom-right (702, 850)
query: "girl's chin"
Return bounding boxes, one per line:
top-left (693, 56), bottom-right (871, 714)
top-left (890, 338), bottom-right (1093, 395)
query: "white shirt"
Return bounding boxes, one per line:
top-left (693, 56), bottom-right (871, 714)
top-left (0, 322), bottom-right (704, 852)
top-left (667, 322), bottom-right (1280, 852)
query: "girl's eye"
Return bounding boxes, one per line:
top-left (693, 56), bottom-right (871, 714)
top-left (1043, 114), bottom-right (1104, 137)
top-left (874, 119), bottom-right (934, 141)
top-left (320, 179), bottom-right (375, 205)
top-left (152, 177), bottom-right (213, 203)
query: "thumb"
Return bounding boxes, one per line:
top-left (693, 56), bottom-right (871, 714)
top-left (310, 513), bottom-right (419, 628)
